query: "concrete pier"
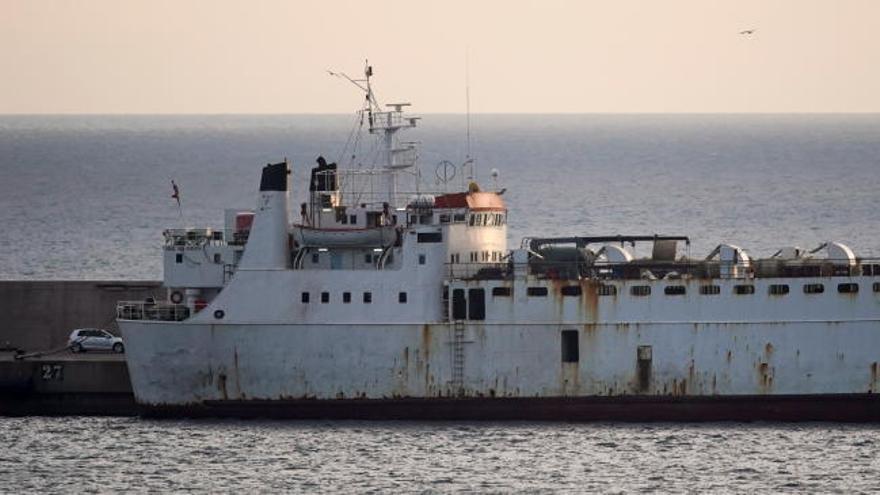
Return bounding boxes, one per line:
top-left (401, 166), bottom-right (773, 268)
top-left (0, 281), bottom-right (159, 416)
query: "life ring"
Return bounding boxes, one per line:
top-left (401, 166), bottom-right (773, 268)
top-left (170, 291), bottom-right (184, 304)
top-left (213, 309), bottom-right (225, 319)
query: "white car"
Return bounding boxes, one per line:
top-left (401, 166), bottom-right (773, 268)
top-left (68, 328), bottom-right (125, 353)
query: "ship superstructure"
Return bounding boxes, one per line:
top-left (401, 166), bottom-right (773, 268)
top-left (117, 67), bottom-right (880, 420)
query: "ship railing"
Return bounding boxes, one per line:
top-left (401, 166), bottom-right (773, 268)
top-left (446, 259), bottom-right (880, 282)
top-left (116, 301), bottom-right (190, 322)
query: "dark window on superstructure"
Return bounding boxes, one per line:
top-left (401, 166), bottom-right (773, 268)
top-left (213, 253), bottom-right (222, 263)
top-left (312, 253), bottom-right (320, 264)
top-left (874, 282), bottom-right (880, 293)
top-left (664, 286), bottom-right (686, 296)
top-left (363, 292), bottom-right (372, 303)
top-left (439, 214), bottom-right (450, 223)
top-left (419, 214), bottom-right (432, 224)
top-left (365, 253), bottom-right (372, 264)
top-left (454, 213), bottom-right (466, 223)
top-left (598, 284), bottom-right (617, 296)
top-left (561, 286), bottom-right (582, 297)
top-left (350, 215), bottom-right (357, 225)
top-left (492, 287), bottom-right (511, 297)
top-left (417, 232), bottom-right (442, 243)
top-left (468, 289), bottom-right (486, 320)
top-left (419, 254), bottom-right (426, 265)
top-left (469, 215), bottom-right (476, 226)
top-left (321, 292), bottom-right (329, 303)
top-left (301, 292), bottom-right (309, 303)
top-left (452, 289), bottom-right (467, 320)
top-left (630, 286), bottom-right (651, 296)
top-left (734, 285), bottom-right (755, 295)
top-left (700, 285), bottom-right (720, 295)
top-left (399, 292), bottom-right (408, 303)
top-left (768, 284), bottom-right (790, 295)
top-left (804, 283), bottom-right (825, 294)
top-left (838, 283), bottom-right (859, 294)
top-left (561, 330), bottom-right (579, 363)
top-left (527, 287), bottom-right (548, 297)
top-left (343, 292), bottom-right (351, 303)
top-left (175, 253), bottom-right (183, 264)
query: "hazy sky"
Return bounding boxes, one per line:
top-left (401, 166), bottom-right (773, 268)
top-left (2, 0), bottom-right (879, 113)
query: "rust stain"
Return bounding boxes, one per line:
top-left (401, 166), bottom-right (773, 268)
top-left (757, 362), bottom-right (773, 393)
top-left (580, 279), bottom-right (599, 321)
top-left (764, 342), bottom-right (774, 357)
top-left (217, 372), bottom-right (228, 400)
top-left (726, 350), bottom-right (732, 363)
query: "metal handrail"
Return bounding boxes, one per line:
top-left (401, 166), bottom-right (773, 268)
top-left (116, 301), bottom-right (190, 322)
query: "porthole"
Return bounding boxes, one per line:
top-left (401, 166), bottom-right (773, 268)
top-left (213, 309), bottom-right (225, 319)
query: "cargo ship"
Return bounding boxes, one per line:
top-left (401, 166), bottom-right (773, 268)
top-left (117, 67), bottom-right (880, 420)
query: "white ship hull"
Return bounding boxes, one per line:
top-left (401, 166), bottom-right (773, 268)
top-left (120, 316), bottom-right (880, 419)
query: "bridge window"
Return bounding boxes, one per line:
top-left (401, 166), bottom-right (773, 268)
top-left (363, 292), bottom-right (372, 303)
top-left (561, 330), bottom-right (579, 363)
top-left (492, 287), bottom-right (511, 297)
top-left (561, 286), bottom-right (582, 297)
top-left (804, 283), bottom-right (825, 294)
top-left (768, 284), bottom-right (789, 295)
top-left (630, 286), bottom-right (651, 296)
top-left (454, 213), bottom-right (466, 223)
top-left (343, 292), bottom-right (351, 303)
top-left (321, 292), bottom-right (329, 303)
top-left (838, 283), bottom-right (859, 294)
top-left (734, 285), bottom-right (755, 295)
top-left (598, 284), bottom-right (617, 296)
top-left (527, 287), bottom-right (548, 297)
top-left (664, 286), bottom-right (686, 296)
top-left (399, 292), bottom-right (408, 303)
top-left (301, 292), bottom-right (309, 303)
top-left (700, 285), bottom-right (720, 295)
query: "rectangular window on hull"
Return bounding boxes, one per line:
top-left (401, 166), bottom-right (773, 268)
top-left (452, 289), bottom-right (467, 320)
top-left (768, 284), bottom-right (790, 295)
top-left (399, 292), bottom-right (408, 303)
top-left (700, 285), bottom-right (720, 295)
top-left (468, 288), bottom-right (486, 320)
top-left (363, 292), bottom-right (372, 303)
top-left (561, 286), bottom-right (582, 297)
top-left (301, 292), bottom-right (309, 303)
top-left (734, 285), bottom-right (755, 295)
top-left (561, 330), bottom-right (579, 363)
top-left (321, 292), bottom-right (329, 303)
top-left (804, 283), bottom-right (825, 294)
top-left (175, 253), bottom-right (183, 264)
top-left (630, 286), bottom-right (651, 296)
top-left (598, 285), bottom-right (617, 296)
top-left (838, 283), bottom-right (859, 294)
top-left (527, 287), bottom-right (548, 297)
top-left (343, 292), bottom-right (351, 303)
top-left (492, 287), bottom-right (512, 297)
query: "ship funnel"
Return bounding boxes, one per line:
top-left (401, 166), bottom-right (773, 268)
top-left (238, 160), bottom-right (290, 270)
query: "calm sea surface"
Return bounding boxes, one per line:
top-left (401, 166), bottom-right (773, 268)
top-left (1, 114), bottom-right (879, 492)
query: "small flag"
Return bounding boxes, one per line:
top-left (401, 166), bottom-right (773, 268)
top-left (171, 180), bottom-right (180, 207)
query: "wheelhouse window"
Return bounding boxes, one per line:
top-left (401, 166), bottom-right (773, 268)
top-left (733, 285), bottom-right (755, 295)
top-left (768, 284), bottom-right (790, 295)
top-left (527, 287), bottom-right (548, 297)
top-left (803, 283), bottom-right (825, 294)
top-left (363, 292), bottom-right (372, 303)
top-left (321, 292), bottom-right (329, 303)
top-left (630, 286), bottom-right (651, 297)
top-left (301, 292), bottom-right (309, 304)
top-left (700, 285), bottom-right (720, 295)
top-left (664, 286), bottom-right (686, 296)
top-left (343, 292), bottom-right (351, 303)
top-left (417, 232), bottom-right (442, 243)
top-left (399, 292), bottom-right (408, 303)
top-left (838, 283), bottom-right (859, 294)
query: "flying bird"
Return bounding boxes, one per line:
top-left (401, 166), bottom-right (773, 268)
top-left (739, 29), bottom-right (756, 35)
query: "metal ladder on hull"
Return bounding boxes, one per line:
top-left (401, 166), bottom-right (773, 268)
top-left (452, 321), bottom-right (465, 396)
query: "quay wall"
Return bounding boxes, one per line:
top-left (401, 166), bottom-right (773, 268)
top-left (0, 281), bottom-right (162, 352)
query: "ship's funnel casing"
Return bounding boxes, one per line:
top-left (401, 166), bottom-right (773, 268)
top-left (238, 161), bottom-right (290, 270)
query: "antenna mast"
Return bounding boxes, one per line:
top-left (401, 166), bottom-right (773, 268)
top-left (465, 49), bottom-right (475, 183)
